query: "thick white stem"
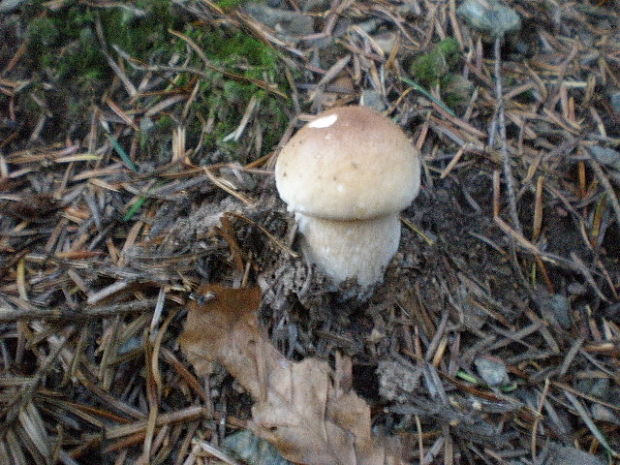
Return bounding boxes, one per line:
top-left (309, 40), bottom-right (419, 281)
top-left (296, 213), bottom-right (401, 287)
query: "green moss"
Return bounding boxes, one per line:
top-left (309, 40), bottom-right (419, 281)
top-left (26, 1), bottom-right (182, 84)
top-left (22, 1), bottom-right (291, 162)
top-left (166, 24), bottom-right (291, 162)
top-left (177, 25), bottom-right (279, 73)
top-left (409, 37), bottom-right (459, 87)
top-left (157, 115), bottom-right (175, 133)
top-left (21, 0), bottom-right (186, 140)
top-left (441, 74), bottom-right (473, 108)
top-left (100, 0), bottom-right (180, 58)
top-left (407, 37), bottom-right (472, 112)
top-left (215, 0), bottom-right (250, 10)
top-left (27, 4), bottom-right (97, 80)
top-left (26, 16), bottom-right (59, 48)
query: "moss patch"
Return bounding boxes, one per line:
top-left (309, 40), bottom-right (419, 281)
top-left (409, 37), bottom-right (459, 86)
top-left (26, 0), bottom-right (181, 84)
top-left (215, 0), bottom-right (253, 10)
top-left (408, 37), bottom-right (471, 109)
top-left (20, 1), bottom-right (291, 161)
top-left (160, 23), bottom-right (292, 162)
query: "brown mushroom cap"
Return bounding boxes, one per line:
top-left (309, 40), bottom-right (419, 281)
top-left (275, 105), bottom-right (420, 220)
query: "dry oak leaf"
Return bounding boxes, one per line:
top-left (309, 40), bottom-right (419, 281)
top-left (180, 284), bottom-right (402, 465)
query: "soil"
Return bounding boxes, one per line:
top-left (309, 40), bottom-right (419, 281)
top-left (1, 1), bottom-right (619, 464)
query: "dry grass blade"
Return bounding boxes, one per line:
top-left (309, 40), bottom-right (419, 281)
top-left (585, 150), bottom-right (620, 234)
top-left (202, 167), bottom-right (255, 206)
top-left (564, 392), bottom-right (618, 458)
top-left (0, 299), bottom-right (159, 322)
top-left (192, 439), bottom-right (243, 465)
top-left (493, 37), bottom-right (521, 234)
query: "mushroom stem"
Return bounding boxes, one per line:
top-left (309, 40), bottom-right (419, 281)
top-left (296, 213), bottom-right (401, 287)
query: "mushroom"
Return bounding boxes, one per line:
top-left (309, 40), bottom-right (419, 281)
top-left (275, 105), bottom-right (421, 288)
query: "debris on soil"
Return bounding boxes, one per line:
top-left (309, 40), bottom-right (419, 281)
top-left (377, 359), bottom-right (422, 403)
top-left (1, 0), bottom-right (619, 464)
top-left (180, 284), bottom-right (401, 465)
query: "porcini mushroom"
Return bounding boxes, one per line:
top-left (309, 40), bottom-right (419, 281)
top-left (275, 105), bottom-right (421, 288)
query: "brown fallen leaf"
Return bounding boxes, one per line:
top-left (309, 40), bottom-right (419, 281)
top-left (180, 284), bottom-right (403, 465)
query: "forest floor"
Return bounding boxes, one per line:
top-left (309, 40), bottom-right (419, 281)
top-left (1, 1), bottom-right (619, 464)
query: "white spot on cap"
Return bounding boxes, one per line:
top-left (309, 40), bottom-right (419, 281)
top-left (308, 114), bottom-right (338, 128)
top-left (336, 184), bottom-right (345, 192)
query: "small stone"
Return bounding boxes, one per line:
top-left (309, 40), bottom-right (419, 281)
top-left (548, 293), bottom-right (571, 329)
top-left (139, 116), bottom-right (154, 133)
top-left (588, 145), bottom-right (620, 171)
top-left (591, 404), bottom-right (620, 426)
top-left (224, 430), bottom-right (293, 465)
top-left (535, 289), bottom-right (572, 329)
top-left (474, 355), bottom-right (508, 386)
top-left (372, 32), bottom-right (397, 55)
top-left (377, 360), bottom-right (422, 402)
top-left (457, 0), bottom-right (521, 38)
top-left (577, 378), bottom-right (610, 401)
top-left (544, 443), bottom-right (605, 465)
top-left (360, 90), bottom-right (386, 113)
top-left (611, 91), bottom-right (620, 113)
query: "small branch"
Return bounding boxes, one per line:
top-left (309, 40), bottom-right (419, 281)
top-left (494, 37), bottom-right (522, 234)
top-left (586, 152), bottom-right (620, 234)
top-left (0, 299), bottom-right (160, 322)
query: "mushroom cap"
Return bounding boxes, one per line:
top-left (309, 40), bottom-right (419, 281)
top-left (275, 105), bottom-right (420, 220)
